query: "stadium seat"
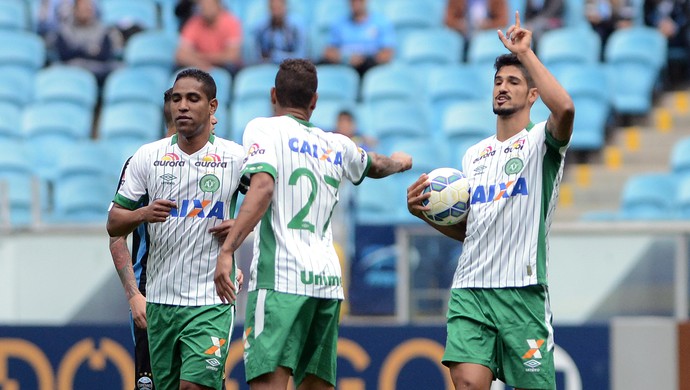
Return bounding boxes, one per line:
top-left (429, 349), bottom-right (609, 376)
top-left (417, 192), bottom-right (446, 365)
top-left (0, 102), bottom-right (23, 141)
top-left (212, 103), bottom-right (230, 139)
top-left (315, 64), bottom-right (360, 103)
top-left (398, 28), bottom-right (464, 67)
top-left (103, 67), bottom-right (170, 107)
top-left (383, 0), bottom-right (443, 40)
top-left (100, 0), bottom-right (159, 30)
top-left (676, 180), bottom-right (690, 219)
top-left (559, 64), bottom-right (611, 151)
top-left (34, 65), bottom-right (99, 110)
top-left (0, 0), bottom-right (29, 31)
top-left (49, 175), bottom-right (113, 224)
top-left (354, 178), bottom-right (398, 225)
top-left (54, 141), bottom-right (109, 182)
top-left (98, 102), bottom-right (163, 147)
top-left (425, 64), bottom-right (486, 134)
top-left (0, 66), bottom-right (35, 107)
top-left (311, 0), bottom-right (348, 35)
top-left (310, 99), bottom-right (356, 131)
top-left (229, 99), bottom-right (272, 143)
top-left (367, 101), bottom-right (428, 154)
top-left (604, 26), bottom-right (666, 115)
top-left (361, 63), bottom-right (420, 110)
top-left (619, 173), bottom-right (677, 220)
top-left (124, 30), bottom-right (178, 74)
top-left (466, 29), bottom-right (510, 68)
top-left (233, 63), bottom-right (279, 102)
top-left (22, 102), bottom-right (93, 142)
top-left (670, 137), bottom-right (690, 179)
top-left (440, 101), bottom-right (495, 157)
top-left (538, 26), bottom-right (601, 78)
top-left (0, 140), bottom-right (47, 226)
top-left (0, 30), bottom-right (45, 71)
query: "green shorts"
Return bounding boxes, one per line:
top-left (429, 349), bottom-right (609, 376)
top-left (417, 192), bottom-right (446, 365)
top-left (443, 285), bottom-right (555, 389)
top-left (243, 289), bottom-right (341, 387)
top-left (147, 303), bottom-right (235, 390)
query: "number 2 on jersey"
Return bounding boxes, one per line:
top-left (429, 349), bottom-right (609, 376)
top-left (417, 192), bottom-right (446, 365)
top-left (287, 168), bottom-right (339, 235)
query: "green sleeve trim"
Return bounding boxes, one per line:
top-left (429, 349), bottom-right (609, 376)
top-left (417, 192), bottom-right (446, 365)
top-left (113, 193), bottom-right (140, 210)
top-left (242, 162), bottom-right (278, 179)
top-left (353, 153), bottom-right (372, 186)
top-left (545, 125), bottom-right (569, 149)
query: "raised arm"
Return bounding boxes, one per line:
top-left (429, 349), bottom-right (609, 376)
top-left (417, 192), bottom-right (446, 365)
top-left (498, 11), bottom-right (575, 142)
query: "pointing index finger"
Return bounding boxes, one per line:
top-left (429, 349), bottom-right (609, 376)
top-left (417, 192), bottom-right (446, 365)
top-left (515, 10), bottom-right (520, 29)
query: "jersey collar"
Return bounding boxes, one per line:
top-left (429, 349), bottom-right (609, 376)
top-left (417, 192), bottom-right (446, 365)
top-left (170, 133), bottom-right (216, 145)
top-left (287, 114), bottom-right (315, 128)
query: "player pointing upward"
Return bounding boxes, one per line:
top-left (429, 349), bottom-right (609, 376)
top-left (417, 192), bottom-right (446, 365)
top-left (407, 11), bottom-right (574, 390)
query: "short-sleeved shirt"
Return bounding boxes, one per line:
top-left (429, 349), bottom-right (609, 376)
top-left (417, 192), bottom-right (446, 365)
top-left (253, 15), bottom-right (306, 63)
top-left (328, 13), bottom-right (396, 57)
top-left (241, 115), bottom-right (371, 299)
top-left (180, 11), bottom-right (242, 54)
top-left (113, 134), bottom-right (245, 306)
top-left (453, 121), bottom-right (569, 288)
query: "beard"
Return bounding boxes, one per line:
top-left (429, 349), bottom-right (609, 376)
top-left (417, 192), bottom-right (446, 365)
top-left (493, 101), bottom-right (525, 117)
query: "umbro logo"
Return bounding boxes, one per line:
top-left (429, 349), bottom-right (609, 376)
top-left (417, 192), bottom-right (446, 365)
top-left (205, 358), bottom-right (220, 367)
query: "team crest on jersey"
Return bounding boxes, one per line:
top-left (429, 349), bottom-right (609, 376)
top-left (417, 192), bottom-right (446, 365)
top-left (504, 157), bottom-right (524, 175)
top-left (154, 152), bottom-right (185, 167)
top-left (200, 174), bottom-right (220, 192)
top-left (196, 153), bottom-right (228, 168)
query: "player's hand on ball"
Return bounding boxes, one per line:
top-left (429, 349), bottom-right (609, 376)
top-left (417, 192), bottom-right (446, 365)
top-left (144, 199), bottom-right (177, 223)
top-left (407, 173), bottom-right (431, 219)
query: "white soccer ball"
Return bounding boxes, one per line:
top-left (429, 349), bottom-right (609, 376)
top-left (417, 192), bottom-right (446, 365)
top-left (422, 167), bottom-right (471, 226)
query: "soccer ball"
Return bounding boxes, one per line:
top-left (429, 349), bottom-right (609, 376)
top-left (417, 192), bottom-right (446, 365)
top-left (422, 167), bottom-right (471, 226)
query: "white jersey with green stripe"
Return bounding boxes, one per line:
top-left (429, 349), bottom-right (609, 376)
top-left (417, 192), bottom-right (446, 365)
top-left (454, 121), bottom-right (569, 288)
top-left (113, 134), bottom-right (245, 306)
top-left (241, 115), bottom-right (371, 299)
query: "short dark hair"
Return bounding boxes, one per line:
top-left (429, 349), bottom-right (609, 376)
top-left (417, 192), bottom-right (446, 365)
top-left (163, 87), bottom-right (173, 128)
top-left (494, 54), bottom-right (535, 89)
top-left (174, 68), bottom-right (217, 100)
top-left (275, 59), bottom-right (317, 109)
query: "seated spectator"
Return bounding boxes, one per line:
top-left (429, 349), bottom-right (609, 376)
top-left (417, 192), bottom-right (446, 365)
top-left (523, 0), bottom-right (565, 44)
top-left (333, 110), bottom-right (377, 151)
top-left (175, 0), bottom-right (243, 75)
top-left (253, 0), bottom-right (307, 64)
top-left (586, 0), bottom-right (635, 51)
top-left (322, 0), bottom-right (396, 76)
top-left (55, 0), bottom-right (119, 86)
top-left (37, 0), bottom-right (73, 37)
top-left (444, 0), bottom-right (510, 40)
top-left (644, 0), bottom-right (690, 83)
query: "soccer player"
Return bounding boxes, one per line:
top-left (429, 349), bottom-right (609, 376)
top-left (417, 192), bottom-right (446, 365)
top-left (406, 12), bottom-right (574, 390)
top-left (109, 87), bottom-right (232, 390)
top-left (213, 58), bottom-right (412, 390)
top-left (107, 68), bottom-right (245, 390)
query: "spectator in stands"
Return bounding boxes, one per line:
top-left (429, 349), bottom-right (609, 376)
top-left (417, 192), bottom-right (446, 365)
top-left (523, 0), bottom-right (565, 44)
top-left (322, 0), bottom-right (396, 76)
top-left (333, 110), bottom-right (377, 151)
top-left (37, 0), bottom-right (73, 37)
top-left (175, 0), bottom-right (243, 75)
top-left (444, 0), bottom-right (510, 41)
top-left (585, 0), bottom-right (636, 51)
top-left (644, 0), bottom-right (690, 83)
top-left (55, 0), bottom-right (119, 86)
top-left (252, 0), bottom-right (307, 64)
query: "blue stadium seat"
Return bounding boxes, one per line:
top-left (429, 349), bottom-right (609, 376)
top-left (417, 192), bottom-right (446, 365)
top-left (124, 30), bottom-right (178, 74)
top-left (604, 27), bottom-right (666, 115)
top-left (399, 28), bottom-right (464, 67)
top-left (0, 30), bottom-right (45, 71)
top-left (22, 102), bottom-right (93, 142)
top-left (34, 65), bottom-right (99, 110)
top-left (103, 67), bottom-right (170, 107)
top-left (619, 173), bottom-right (677, 220)
top-left (310, 99), bottom-right (356, 131)
top-left (425, 64), bottom-right (486, 135)
top-left (676, 180), bottom-right (690, 219)
top-left (213, 103), bottom-right (230, 140)
top-left (312, 0), bottom-right (348, 35)
top-left (466, 29), bottom-right (510, 68)
top-left (54, 141), bottom-right (109, 182)
top-left (538, 26), bottom-right (601, 78)
top-left (0, 140), bottom-right (48, 226)
top-left (0, 102), bottom-right (23, 141)
top-left (0, 66), bottom-right (34, 107)
top-left (98, 102), bottom-right (163, 146)
top-left (316, 64), bottom-right (360, 103)
top-left (233, 63), bottom-right (279, 102)
top-left (670, 137), bottom-right (690, 179)
top-left (101, 0), bottom-right (159, 30)
top-left (559, 64), bottom-right (611, 151)
top-left (49, 175), bottom-right (113, 224)
top-left (383, 0), bottom-right (443, 40)
top-left (0, 0), bottom-right (29, 31)
top-left (440, 101), bottom-right (495, 157)
top-left (229, 99), bottom-right (272, 143)
top-left (531, 97), bottom-right (550, 123)
top-left (361, 63), bottom-right (420, 110)
top-left (367, 101), bottom-right (428, 154)
top-left (354, 178), bottom-right (398, 225)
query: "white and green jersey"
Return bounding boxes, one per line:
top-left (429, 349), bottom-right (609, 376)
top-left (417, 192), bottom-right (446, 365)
top-left (113, 134), bottom-right (245, 306)
top-left (454, 121), bottom-right (569, 288)
top-left (241, 115), bottom-right (371, 299)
